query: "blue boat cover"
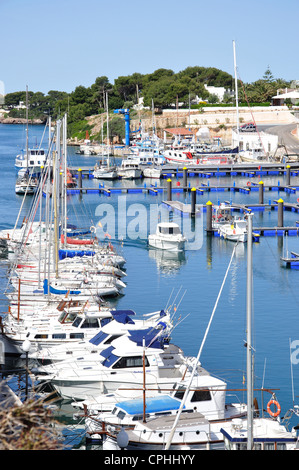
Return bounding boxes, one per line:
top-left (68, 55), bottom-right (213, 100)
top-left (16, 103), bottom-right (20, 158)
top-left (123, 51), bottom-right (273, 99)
top-left (43, 279), bottom-right (81, 295)
top-left (89, 331), bottom-right (108, 346)
top-left (66, 230), bottom-right (91, 237)
top-left (111, 310), bottom-right (135, 324)
top-left (58, 249), bottom-right (95, 260)
top-left (128, 328), bottom-right (165, 348)
top-left (100, 345), bottom-right (119, 367)
top-left (116, 395), bottom-right (183, 415)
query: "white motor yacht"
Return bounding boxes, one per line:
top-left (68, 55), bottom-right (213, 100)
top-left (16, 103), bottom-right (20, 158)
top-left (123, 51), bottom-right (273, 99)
top-left (218, 218), bottom-right (247, 243)
top-left (118, 159), bottom-right (142, 179)
top-left (148, 222), bottom-right (186, 251)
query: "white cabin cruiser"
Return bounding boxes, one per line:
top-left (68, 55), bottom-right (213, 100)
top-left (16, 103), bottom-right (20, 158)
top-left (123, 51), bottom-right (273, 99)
top-left (35, 333), bottom-right (200, 400)
top-left (218, 218), bottom-right (248, 243)
top-left (15, 148), bottom-right (47, 173)
top-left (148, 223), bottom-right (186, 252)
top-left (220, 416), bottom-right (298, 450)
top-left (83, 374), bottom-right (247, 444)
top-left (118, 159), bottom-right (142, 179)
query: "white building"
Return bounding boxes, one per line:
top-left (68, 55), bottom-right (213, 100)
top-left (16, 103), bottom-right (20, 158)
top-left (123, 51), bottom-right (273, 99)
top-left (204, 84), bottom-right (227, 102)
top-left (271, 89), bottom-right (299, 106)
top-left (232, 129), bottom-right (278, 156)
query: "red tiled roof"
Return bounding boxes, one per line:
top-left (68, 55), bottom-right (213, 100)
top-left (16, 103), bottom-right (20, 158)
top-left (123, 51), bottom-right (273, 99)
top-left (165, 128), bottom-right (194, 136)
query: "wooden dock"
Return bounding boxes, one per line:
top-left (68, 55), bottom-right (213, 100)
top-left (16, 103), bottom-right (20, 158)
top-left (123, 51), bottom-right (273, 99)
top-left (162, 201), bottom-right (202, 216)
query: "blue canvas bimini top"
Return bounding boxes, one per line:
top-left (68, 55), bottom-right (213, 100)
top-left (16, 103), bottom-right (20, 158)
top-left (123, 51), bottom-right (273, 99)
top-left (116, 395), bottom-right (183, 416)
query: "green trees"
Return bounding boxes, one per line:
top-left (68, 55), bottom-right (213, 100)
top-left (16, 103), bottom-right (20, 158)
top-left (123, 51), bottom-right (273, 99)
top-left (3, 66), bottom-right (293, 139)
top-left (238, 67), bottom-right (290, 104)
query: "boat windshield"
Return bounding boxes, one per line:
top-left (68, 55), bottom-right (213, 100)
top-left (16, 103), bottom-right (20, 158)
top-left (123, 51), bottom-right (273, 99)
top-left (159, 225), bottom-right (181, 235)
top-left (58, 311), bottom-right (78, 324)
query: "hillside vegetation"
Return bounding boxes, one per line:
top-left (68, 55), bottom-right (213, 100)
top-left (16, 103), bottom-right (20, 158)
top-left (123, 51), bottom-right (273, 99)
top-left (3, 66), bottom-right (292, 141)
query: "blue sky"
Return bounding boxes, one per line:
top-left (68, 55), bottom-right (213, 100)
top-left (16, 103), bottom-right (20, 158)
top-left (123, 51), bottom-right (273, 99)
top-left (1, 0), bottom-right (298, 94)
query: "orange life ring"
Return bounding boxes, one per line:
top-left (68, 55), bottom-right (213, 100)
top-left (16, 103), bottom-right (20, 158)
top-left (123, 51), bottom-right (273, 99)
top-left (247, 181), bottom-right (251, 186)
top-left (267, 399), bottom-right (281, 418)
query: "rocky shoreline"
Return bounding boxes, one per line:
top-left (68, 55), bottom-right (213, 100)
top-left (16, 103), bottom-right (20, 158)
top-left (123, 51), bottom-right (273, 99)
top-left (0, 117), bottom-right (45, 125)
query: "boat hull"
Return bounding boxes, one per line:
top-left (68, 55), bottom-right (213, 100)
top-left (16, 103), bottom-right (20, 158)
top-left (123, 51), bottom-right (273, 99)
top-left (118, 169), bottom-right (142, 179)
top-left (219, 231), bottom-right (247, 243)
top-left (148, 237), bottom-right (185, 252)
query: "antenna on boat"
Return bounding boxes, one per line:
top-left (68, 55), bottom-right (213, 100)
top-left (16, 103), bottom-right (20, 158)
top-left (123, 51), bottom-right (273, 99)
top-left (164, 288), bottom-right (174, 311)
top-left (168, 286), bottom-right (182, 315)
top-left (171, 289), bottom-right (187, 321)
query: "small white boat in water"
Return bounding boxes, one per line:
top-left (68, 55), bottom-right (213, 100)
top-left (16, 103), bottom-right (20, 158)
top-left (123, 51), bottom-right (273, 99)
top-left (118, 159), bottom-right (142, 179)
top-left (15, 174), bottom-right (38, 195)
top-left (212, 203), bottom-right (233, 230)
top-left (93, 165), bottom-right (118, 180)
top-left (142, 165), bottom-right (162, 179)
top-left (218, 218), bottom-right (247, 243)
top-left (148, 222), bottom-right (186, 251)
top-left (220, 416), bottom-right (299, 450)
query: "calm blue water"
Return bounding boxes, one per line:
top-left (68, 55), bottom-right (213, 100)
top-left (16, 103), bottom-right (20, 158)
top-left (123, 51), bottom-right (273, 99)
top-left (1, 123), bottom-right (299, 447)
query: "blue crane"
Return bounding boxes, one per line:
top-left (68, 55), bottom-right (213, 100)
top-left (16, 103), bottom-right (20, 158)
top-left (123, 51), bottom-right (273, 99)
top-left (114, 108), bottom-right (130, 146)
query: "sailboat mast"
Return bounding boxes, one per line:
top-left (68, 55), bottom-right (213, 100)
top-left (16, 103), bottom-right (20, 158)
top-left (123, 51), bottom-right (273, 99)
top-left (233, 41), bottom-right (239, 139)
top-left (26, 85), bottom-right (29, 170)
top-left (106, 92), bottom-right (110, 169)
top-left (246, 213), bottom-right (254, 449)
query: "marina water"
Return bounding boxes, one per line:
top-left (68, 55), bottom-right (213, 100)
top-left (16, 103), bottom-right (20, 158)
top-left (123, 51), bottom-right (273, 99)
top-left (0, 123), bottom-right (299, 448)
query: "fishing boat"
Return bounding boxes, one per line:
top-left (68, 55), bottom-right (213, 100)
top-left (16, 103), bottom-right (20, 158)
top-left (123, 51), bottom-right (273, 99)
top-left (238, 146), bottom-right (268, 163)
top-left (117, 159), bottom-right (142, 179)
top-left (218, 218), bottom-right (247, 243)
top-left (148, 222), bottom-right (186, 252)
top-left (163, 146), bottom-right (238, 166)
top-left (212, 203), bottom-right (234, 230)
top-left (142, 165), bottom-right (163, 179)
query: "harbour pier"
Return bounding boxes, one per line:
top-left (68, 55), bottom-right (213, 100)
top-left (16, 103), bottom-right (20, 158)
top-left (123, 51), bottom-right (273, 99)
top-left (65, 162), bottom-right (299, 239)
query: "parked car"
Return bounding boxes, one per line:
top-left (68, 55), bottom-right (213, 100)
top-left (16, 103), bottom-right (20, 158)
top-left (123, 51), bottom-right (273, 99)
top-left (240, 122), bottom-right (256, 132)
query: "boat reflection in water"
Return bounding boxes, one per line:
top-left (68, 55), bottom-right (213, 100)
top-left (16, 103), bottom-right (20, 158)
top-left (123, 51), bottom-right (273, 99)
top-left (148, 247), bottom-right (187, 275)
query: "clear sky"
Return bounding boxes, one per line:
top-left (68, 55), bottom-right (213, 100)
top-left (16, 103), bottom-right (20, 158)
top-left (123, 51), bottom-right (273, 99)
top-left (1, 0), bottom-right (298, 95)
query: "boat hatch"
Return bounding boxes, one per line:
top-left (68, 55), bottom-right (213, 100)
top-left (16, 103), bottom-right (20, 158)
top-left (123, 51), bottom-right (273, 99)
top-left (89, 331), bottom-right (108, 345)
top-left (100, 346), bottom-right (119, 368)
